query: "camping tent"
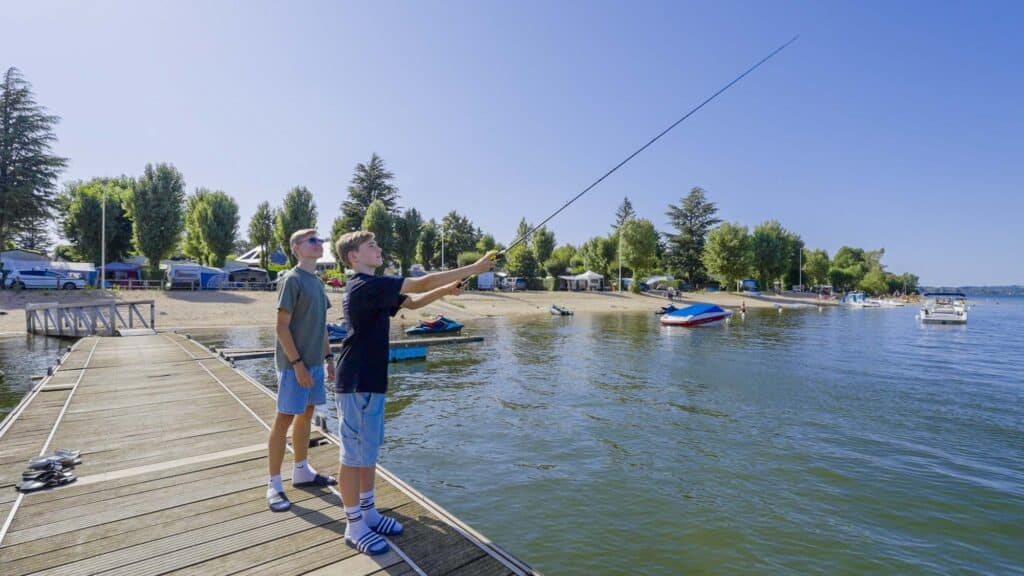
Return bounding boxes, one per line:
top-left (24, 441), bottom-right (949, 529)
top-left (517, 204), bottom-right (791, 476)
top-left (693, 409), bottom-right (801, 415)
top-left (558, 270), bottom-right (604, 291)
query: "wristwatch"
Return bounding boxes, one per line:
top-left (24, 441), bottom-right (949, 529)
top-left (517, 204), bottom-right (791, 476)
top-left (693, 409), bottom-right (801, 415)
top-left (324, 353), bottom-right (335, 361)
top-left (290, 357), bottom-right (302, 366)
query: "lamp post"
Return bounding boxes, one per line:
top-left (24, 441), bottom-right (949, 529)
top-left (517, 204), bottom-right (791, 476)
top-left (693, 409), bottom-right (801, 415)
top-left (441, 223), bottom-right (446, 271)
top-left (618, 230), bottom-right (622, 291)
top-left (100, 181), bottom-right (106, 289)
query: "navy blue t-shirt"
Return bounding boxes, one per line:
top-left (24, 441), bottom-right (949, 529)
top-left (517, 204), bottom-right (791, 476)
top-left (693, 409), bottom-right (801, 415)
top-left (336, 273), bottom-right (406, 393)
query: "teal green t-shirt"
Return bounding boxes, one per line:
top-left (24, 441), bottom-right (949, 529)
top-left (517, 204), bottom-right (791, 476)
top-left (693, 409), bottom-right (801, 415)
top-left (274, 267), bottom-right (331, 371)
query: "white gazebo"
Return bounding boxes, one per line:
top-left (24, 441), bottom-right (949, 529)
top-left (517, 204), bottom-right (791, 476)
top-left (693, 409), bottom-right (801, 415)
top-left (558, 270), bottom-right (604, 291)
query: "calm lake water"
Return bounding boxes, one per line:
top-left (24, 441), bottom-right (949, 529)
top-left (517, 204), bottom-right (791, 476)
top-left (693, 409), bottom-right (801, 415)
top-left (0, 334), bottom-right (69, 421)
top-left (3, 298), bottom-right (1022, 574)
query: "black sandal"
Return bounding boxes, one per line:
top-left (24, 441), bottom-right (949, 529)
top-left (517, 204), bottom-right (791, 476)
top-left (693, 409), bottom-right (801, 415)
top-left (293, 473), bottom-right (337, 488)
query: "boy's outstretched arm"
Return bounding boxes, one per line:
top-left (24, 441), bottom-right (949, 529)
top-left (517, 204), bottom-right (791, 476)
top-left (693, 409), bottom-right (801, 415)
top-left (401, 250), bottom-right (498, 294)
top-left (401, 281), bottom-right (463, 310)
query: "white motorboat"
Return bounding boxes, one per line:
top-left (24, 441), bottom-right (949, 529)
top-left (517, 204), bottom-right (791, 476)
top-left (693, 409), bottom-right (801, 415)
top-left (842, 292), bottom-right (880, 308)
top-left (660, 303), bottom-right (733, 326)
top-left (918, 292), bottom-right (968, 325)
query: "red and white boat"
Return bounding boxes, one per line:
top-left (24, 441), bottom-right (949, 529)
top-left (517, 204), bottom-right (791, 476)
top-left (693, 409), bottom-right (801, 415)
top-left (659, 303), bottom-right (733, 326)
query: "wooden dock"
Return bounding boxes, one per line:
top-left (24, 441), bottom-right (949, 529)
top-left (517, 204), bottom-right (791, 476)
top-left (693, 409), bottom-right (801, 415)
top-left (0, 333), bottom-right (538, 575)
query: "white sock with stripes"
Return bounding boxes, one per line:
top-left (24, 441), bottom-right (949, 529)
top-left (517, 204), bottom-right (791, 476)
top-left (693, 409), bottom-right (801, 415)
top-left (344, 504), bottom-right (369, 540)
top-left (361, 490), bottom-right (403, 534)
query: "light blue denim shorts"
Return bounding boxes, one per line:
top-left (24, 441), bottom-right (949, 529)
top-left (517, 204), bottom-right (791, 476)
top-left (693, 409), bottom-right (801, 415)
top-left (276, 365), bottom-right (326, 415)
top-left (336, 392), bottom-right (386, 467)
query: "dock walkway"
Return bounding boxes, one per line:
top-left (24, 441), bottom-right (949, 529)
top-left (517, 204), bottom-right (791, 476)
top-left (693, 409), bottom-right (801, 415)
top-left (0, 333), bottom-right (537, 575)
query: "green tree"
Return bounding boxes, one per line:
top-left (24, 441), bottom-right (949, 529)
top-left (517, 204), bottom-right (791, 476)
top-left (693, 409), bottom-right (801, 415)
top-left (532, 226), bottom-right (555, 265)
top-left (52, 244), bottom-right (75, 261)
top-left (417, 219), bottom-right (439, 270)
top-left (127, 163), bottom-right (186, 277)
top-left (783, 233), bottom-right (805, 289)
top-left (13, 217), bottom-right (49, 251)
top-left (829, 246), bottom-right (885, 292)
top-left (457, 251), bottom-right (482, 267)
top-left (274, 186), bottom-right (318, 267)
top-left (665, 187), bottom-right (721, 288)
top-left (195, 190), bottom-right (239, 267)
top-left (802, 248), bottom-right (831, 287)
top-left (182, 189), bottom-right (211, 263)
top-left (339, 153), bottom-right (399, 232)
top-left (888, 272), bottom-right (919, 294)
top-left (476, 233), bottom-right (497, 253)
top-left (393, 207), bottom-right (423, 276)
top-left (438, 211), bottom-right (479, 269)
top-left (505, 218), bottom-right (539, 278)
top-left (578, 236), bottom-right (615, 279)
top-left (548, 244), bottom-right (579, 285)
top-left (0, 68), bottom-right (68, 251)
top-left (361, 199), bottom-right (392, 274)
top-left (57, 178), bottom-right (134, 264)
top-left (859, 266), bottom-right (889, 295)
top-left (247, 201), bottom-right (276, 270)
top-left (620, 218), bottom-right (659, 292)
top-left (703, 222), bottom-right (752, 290)
top-left (613, 196), bottom-right (636, 230)
top-left (751, 220), bottom-right (794, 290)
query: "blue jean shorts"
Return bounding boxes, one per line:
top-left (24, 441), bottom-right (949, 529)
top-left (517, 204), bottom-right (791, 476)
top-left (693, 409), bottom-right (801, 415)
top-left (336, 392), bottom-right (386, 467)
top-left (276, 365), bottom-right (326, 415)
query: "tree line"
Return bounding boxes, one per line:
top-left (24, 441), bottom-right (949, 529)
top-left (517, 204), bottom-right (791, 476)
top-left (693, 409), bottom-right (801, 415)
top-left (1, 66), bottom-right (918, 294)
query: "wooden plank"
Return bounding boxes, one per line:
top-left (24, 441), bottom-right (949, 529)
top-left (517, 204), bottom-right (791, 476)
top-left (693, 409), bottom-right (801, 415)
top-left (445, 554), bottom-right (518, 576)
top-left (304, 548), bottom-right (405, 576)
top-left (160, 515), bottom-right (355, 575)
top-left (48, 492), bottom-right (346, 576)
top-left (225, 534), bottom-right (361, 576)
top-left (1, 485), bottom-right (333, 573)
top-left (372, 500), bottom-right (489, 576)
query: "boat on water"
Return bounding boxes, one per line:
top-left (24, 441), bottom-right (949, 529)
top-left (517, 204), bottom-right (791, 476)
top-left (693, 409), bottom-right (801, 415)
top-left (842, 292), bottom-right (881, 308)
top-left (659, 303), bottom-right (733, 326)
top-left (918, 292), bottom-right (968, 325)
top-left (550, 304), bottom-right (574, 316)
top-left (327, 322), bottom-right (428, 360)
top-left (405, 315), bottom-right (464, 335)
top-left (327, 322), bottom-right (348, 342)
top-left (655, 304), bottom-right (678, 315)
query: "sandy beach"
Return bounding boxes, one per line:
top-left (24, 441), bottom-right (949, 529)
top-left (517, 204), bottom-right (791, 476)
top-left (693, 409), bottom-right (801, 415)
top-left (0, 287), bottom-right (837, 335)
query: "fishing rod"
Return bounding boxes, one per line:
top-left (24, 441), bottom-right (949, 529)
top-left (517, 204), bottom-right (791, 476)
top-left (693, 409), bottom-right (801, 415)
top-left (499, 34), bottom-right (799, 255)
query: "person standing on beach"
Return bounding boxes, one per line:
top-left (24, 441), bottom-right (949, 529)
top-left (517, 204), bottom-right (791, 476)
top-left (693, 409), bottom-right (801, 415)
top-left (332, 230), bottom-right (495, 556)
top-left (266, 229), bottom-right (338, 512)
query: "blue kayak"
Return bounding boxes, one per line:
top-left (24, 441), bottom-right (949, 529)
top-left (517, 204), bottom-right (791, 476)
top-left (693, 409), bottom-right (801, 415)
top-left (405, 316), bottom-right (463, 336)
top-left (327, 323), bottom-right (347, 342)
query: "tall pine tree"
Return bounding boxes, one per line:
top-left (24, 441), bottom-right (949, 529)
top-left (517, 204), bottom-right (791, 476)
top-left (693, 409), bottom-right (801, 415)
top-left (0, 68), bottom-right (68, 251)
top-left (612, 196), bottom-right (636, 230)
top-left (338, 153), bottom-right (399, 232)
top-left (665, 187), bottom-right (721, 288)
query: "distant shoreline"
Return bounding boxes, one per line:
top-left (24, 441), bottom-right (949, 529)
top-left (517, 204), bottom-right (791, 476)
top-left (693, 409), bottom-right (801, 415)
top-left (0, 288), bottom-right (843, 334)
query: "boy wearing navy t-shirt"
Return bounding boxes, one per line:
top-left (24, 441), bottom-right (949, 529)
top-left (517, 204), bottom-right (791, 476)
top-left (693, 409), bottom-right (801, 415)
top-left (333, 230), bottom-right (495, 556)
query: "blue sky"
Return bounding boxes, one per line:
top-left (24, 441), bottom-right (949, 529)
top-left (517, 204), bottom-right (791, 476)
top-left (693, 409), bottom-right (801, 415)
top-left (3, 1), bottom-right (1021, 285)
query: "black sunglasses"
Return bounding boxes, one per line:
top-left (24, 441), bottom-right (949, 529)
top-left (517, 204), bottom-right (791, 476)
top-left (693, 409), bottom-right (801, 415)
top-left (305, 237), bottom-right (326, 245)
